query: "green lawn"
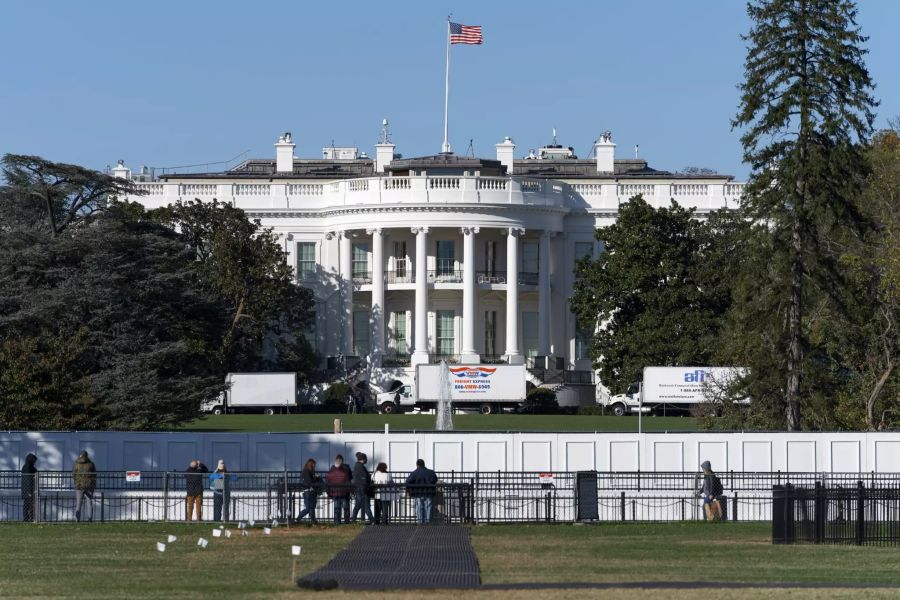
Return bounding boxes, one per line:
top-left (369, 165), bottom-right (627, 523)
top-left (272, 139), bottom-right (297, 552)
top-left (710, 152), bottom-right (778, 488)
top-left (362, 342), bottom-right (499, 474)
top-left (2, 522), bottom-right (898, 599)
top-left (178, 413), bottom-right (697, 433)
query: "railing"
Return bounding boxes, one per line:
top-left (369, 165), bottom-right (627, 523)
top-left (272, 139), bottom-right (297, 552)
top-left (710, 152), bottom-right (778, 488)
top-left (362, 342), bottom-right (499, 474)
top-left (518, 271), bottom-right (539, 286)
top-left (381, 354), bottom-right (411, 367)
top-left (429, 354), bottom-right (460, 364)
top-left (671, 184), bottom-right (708, 196)
top-left (180, 183), bottom-right (216, 197)
top-left (9, 470), bottom-right (899, 525)
top-left (617, 183), bottom-right (655, 198)
top-left (428, 177), bottom-right (460, 190)
top-left (477, 178), bottom-right (508, 191)
top-left (351, 271), bottom-right (372, 285)
top-left (428, 269), bottom-right (463, 283)
top-left (234, 184), bottom-right (270, 196)
top-left (288, 183), bottom-right (323, 196)
top-left (384, 270), bottom-right (414, 284)
top-left (476, 271), bottom-right (507, 284)
top-left (383, 178), bottom-right (411, 190)
top-left (481, 354), bottom-right (506, 364)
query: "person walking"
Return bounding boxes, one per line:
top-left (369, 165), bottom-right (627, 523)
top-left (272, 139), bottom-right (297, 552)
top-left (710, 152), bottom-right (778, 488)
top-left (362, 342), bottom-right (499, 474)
top-left (325, 454), bottom-right (352, 524)
top-left (209, 460), bottom-right (235, 522)
top-left (184, 459), bottom-right (208, 522)
top-left (350, 452), bottom-right (375, 524)
top-left (405, 459), bottom-right (438, 525)
top-left (20, 453), bottom-right (38, 522)
top-left (72, 450), bottom-right (97, 522)
top-left (696, 460), bottom-right (725, 521)
top-left (372, 462), bottom-right (398, 525)
top-left (296, 459), bottom-right (321, 525)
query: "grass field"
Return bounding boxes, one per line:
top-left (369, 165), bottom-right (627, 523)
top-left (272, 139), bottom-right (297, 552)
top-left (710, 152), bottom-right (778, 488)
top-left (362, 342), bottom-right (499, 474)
top-left (178, 413), bottom-right (698, 433)
top-left (2, 522), bottom-right (898, 599)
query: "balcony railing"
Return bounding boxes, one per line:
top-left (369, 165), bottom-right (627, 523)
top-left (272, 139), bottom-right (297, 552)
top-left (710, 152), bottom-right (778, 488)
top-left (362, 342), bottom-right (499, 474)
top-left (477, 271), bottom-right (507, 284)
top-left (428, 269), bottom-right (463, 283)
top-left (385, 270), bottom-right (414, 284)
top-left (429, 353), bottom-right (460, 364)
top-left (349, 269), bottom-right (540, 285)
top-left (481, 354), bottom-right (507, 364)
top-left (351, 271), bottom-right (372, 285)
top-left (519, 271), bottom-right (539, 286)
top-left (382, 353), bottom-right (411, 367)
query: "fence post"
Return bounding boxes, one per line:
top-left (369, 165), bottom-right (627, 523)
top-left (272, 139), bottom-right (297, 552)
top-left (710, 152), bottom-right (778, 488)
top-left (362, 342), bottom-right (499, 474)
top-left (545, 492), bottom-right (551, 522)
top-left (620, 491), bottom-right (626, 522)
top-left (163, 472), bottom-right (170, 522)
top-left (856, 480), bottom-right (865, 545)
top-left (284, 468), bottom-right (290, 527)
top-left (772, 485), bottom-right (786, 543)
top-left (33, 472), bottom-right (40, 523)
top-left (814, 482), bottom-right (824, 544)
top-left (732, 492), bottom-right (738, 522)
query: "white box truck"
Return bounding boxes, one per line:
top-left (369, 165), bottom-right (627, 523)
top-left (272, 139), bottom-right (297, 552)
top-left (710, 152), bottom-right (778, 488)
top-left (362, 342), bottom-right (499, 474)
top-left (202, 372), bottom-right (297, 415)
top-left (604, 366), bottom-right (747, 416)
top-left (375, 364), bottom-right (527, 414)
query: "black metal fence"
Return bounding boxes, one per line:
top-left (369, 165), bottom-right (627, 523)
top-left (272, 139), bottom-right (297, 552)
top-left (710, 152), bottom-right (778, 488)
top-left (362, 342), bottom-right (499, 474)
top-left (5, 470), bottom-right (900, 525)
top-left (773, 482), bottom-right (900, 545)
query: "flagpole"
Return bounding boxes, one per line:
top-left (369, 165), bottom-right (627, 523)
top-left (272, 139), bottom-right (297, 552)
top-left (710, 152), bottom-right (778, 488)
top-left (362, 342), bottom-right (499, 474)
top-left (442, 16), bottom-right (451, 154)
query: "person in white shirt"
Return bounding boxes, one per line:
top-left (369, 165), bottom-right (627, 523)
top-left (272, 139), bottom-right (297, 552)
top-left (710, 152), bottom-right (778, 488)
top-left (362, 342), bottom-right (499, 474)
top-left (372, 462), bottom-right (399, 524)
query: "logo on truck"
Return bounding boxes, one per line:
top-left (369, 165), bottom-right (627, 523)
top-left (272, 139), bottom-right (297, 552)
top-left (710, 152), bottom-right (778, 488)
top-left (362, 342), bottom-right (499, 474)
top-left (448, 366), bottom-right (496, 393)
top-left (683, 369), bottom-right (710, 383)
top-left (449, 367), bottom-right (497, 378)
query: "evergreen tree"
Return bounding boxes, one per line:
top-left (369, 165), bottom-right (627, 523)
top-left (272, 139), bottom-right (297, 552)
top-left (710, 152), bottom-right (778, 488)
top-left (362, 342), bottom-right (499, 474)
top-left (732, 0), bottom-right (876, 430)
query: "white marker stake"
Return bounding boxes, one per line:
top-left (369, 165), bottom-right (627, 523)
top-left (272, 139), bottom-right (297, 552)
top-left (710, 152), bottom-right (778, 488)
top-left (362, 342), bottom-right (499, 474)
top-left (212, 529), bottom-right (222, 538)
top-left (291, 546), bottom-right (302, 582)
top-left (263, 527), bottom-right (271, 535)
top-left (241, 530), bottom-right (249, 537)
top-left (225, 529), bottom-right (232, 539)
top-left (249, 519), bottom-right (256, 527)
top-left (167, 535), bottom-right (177, 543)
top-left (272, 519), bottom-right (279, 528)
top-left (238, 522), bottom-right (246, 529)
top-left (292, 545), bottom-right (302, 556)
top-left (198, 538), bottom-right (209, 548)
top-left (156, 542), bottom-right (166, 552)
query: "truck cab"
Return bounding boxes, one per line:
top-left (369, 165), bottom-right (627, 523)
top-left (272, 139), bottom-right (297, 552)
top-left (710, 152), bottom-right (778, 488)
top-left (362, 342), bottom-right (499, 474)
top-left (376, 384), bottom-right (414, 414)
top-left (606, 383), bottom-right (649, 416)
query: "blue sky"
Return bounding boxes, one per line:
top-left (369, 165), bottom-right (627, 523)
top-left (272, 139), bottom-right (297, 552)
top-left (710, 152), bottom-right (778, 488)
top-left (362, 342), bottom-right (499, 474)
top-left (2, 1), bottom-right (898, 179)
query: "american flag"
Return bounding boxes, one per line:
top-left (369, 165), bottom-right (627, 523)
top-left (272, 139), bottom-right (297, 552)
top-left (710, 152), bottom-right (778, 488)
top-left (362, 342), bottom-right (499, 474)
top-left (450, 22), bottom-right (483, 45)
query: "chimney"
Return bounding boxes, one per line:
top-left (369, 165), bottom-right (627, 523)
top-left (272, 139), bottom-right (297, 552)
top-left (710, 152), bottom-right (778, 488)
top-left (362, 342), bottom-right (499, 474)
top-left (495, 136), bottom-right (516, 174)
top-left (375, 118), bottom-right (395, 173)
top-left (112, 159), bottom-right (131, 180)
top-left (275, 132), bottom-right (295, 173)
top-left (594, 131), bottom-right (615, 174)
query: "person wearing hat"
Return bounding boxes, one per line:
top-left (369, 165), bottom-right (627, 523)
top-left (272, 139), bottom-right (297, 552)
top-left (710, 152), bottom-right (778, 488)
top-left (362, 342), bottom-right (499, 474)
top-left (350, 452), bottom-right (374, 524)
top-left (72, 450), bottom-right (97, 522)
top-left (209, 459), bottom-right (236, 522)
top-left (20, 453), bottom-right (38, 522)
top-left (696, 460), bottom-right (724, 520)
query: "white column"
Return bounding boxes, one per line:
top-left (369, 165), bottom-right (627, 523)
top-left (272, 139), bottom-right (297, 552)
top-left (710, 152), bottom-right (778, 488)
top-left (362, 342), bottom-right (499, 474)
top-left (369, 227), bottom-right (385, 366)
top-left (461, 226), bottom-right (480, 363)
top-left (538, 230), bottom-right (553, 364)
top-left (339, 230), bottom-right (353, 355)
top-left (411, 226), bottom-right (430, 366)
top-left (504, 227), bottom-right (524, 364)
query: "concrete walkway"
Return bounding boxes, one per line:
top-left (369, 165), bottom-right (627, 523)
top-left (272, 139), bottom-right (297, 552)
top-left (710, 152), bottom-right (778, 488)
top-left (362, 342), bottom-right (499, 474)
top-left (297, 525), bottom-right (480, 590)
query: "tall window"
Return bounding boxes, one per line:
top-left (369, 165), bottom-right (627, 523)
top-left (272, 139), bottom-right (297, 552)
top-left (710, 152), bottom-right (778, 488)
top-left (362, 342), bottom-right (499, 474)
top-left (484, 310), bottom-right (497, 356)
top-left (574, 242), bottom-right (594, 264)
top-left (394, 241), bottom-right (407, 278)
top-left (297, 242), bottom-right (316, 280)
top-left (353, 311), bottom-right (370, 357)
top-left (523, 312), bottom-right (539, 357)
top-left (484, 241), bottom-right (497, 275)
top-left (304, 310), bottom-right (318, 351)
top-left (436, 310), bottom-right (455, 356)
top-left (436, 241), bottom-right (455, 275)
top-left (575, 317), bottom-right (592, 360)
top-left (352, 243), bottom-right (369, 278)
top-left (522, 242), bottom-right (539, 274)
top-left (392, 311), bottom-right (408, 354)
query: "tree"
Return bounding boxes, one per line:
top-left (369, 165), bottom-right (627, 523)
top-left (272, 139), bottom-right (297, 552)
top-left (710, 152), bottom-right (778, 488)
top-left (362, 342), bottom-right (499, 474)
top-left (149, 200), bottom-right (317, 378)
top-left (572, 197), bottom-right (745, 394)
top-left (1, 154), bottom-right (142, 236)
top-left (732, 0), bottom-right (876, 430)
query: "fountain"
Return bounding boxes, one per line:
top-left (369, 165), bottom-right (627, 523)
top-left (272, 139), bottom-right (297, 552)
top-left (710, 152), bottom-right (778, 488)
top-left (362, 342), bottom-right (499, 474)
top-left (435, 360), bottom-right (454, 431)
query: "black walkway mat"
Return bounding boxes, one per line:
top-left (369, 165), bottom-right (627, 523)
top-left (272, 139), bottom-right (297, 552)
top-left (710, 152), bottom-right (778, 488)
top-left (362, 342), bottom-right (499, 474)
top-left (297, 525), bottom-right (480, 590)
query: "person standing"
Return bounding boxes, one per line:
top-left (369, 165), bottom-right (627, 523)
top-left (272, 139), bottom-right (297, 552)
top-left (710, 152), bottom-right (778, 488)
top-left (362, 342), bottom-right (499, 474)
top-left (20, 453), bottom-right (38, 522)
top-left (325, 454), bottom-right (352, 524)
top-left (405, 459), bottom-right (438, 525)
top-left (696, 460), bottom-right (725, 521)
top-left (209, 460), bottom-right (234, 522)
top-left (72, 451), bottom-right (97, 522)
top-left (296, 459), bottom-right (321, 525)
top-left (372, 462), bottom-right (398, 525)
top-left (350, 452), bottom-right (375, 524)
top-left (184, 460), bottom-right (208, 522)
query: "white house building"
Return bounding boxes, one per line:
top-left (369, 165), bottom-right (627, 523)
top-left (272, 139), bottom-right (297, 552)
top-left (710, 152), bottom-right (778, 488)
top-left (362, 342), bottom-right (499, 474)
top-left (117, 125), bottom-right (745, 404)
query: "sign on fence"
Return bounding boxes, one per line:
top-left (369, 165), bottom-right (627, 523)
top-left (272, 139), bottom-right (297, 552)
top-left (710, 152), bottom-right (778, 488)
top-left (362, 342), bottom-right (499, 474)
top-left (125, 471), bottom-right (141, 482)
top-left (539, 473), bottom-right (554, 485)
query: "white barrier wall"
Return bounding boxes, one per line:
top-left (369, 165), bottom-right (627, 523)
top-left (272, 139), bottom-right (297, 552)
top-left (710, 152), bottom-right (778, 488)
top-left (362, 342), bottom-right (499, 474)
top-left (4, 431), bottom-right (900, 473)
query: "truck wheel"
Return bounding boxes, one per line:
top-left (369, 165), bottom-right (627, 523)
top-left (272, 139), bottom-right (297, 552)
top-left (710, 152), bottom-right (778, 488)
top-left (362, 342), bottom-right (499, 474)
top-left (264, 408), bottom-right (275, 416)
top-left (479, 403), bottom-right (494, 415)
top-left (611, 403), bottom-right (627, 417)
top-left (380, 402), bottom-right (398, 415)
top-left (212, 407), bottom-right (223, 416)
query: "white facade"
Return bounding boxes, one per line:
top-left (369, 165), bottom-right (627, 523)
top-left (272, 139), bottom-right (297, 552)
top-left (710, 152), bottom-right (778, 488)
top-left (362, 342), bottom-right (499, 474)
top-left (119, 129), bottom-right (745, 396)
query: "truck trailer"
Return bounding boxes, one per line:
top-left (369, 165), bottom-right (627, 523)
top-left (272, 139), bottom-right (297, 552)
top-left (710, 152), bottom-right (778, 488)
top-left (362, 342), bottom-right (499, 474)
top-left (202, 372), bottom-right (298, 415)
top-left (604, 366), bottom-right (747, 416)
top-left (375, 364), bottom-right (527, 414)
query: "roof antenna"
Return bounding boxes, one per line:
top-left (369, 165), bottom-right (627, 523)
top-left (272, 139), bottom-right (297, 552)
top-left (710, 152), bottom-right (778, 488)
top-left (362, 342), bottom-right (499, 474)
top-left (552, 127), bottom-right (558, 146)
top-left (635, 144), bottom-right (639, 158)
top-left (380, 118), bottom-right (391, 144)
top-left (466, 138), bottom-right (475, 158)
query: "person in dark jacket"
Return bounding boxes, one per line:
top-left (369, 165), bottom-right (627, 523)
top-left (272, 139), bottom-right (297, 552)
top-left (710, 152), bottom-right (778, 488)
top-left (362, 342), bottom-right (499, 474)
top-left (209, 459), bottom-right (236, 522)
top-left (405, 459), bottom-right (438, 524)
top-left (325, 454), bottom-right (352, 524)
top-left (21, 453), bottom-right (37, 522)
top-left (350, 452), bottom-right (375, 524)
top-left (696, 460), bottom-right (725, 520)
top-left (72, 450), bottom-right (97, 522)
top-left (184, 460), bottom-right (209, 521)
top-left (296, 458), bottom-right (321, 524)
